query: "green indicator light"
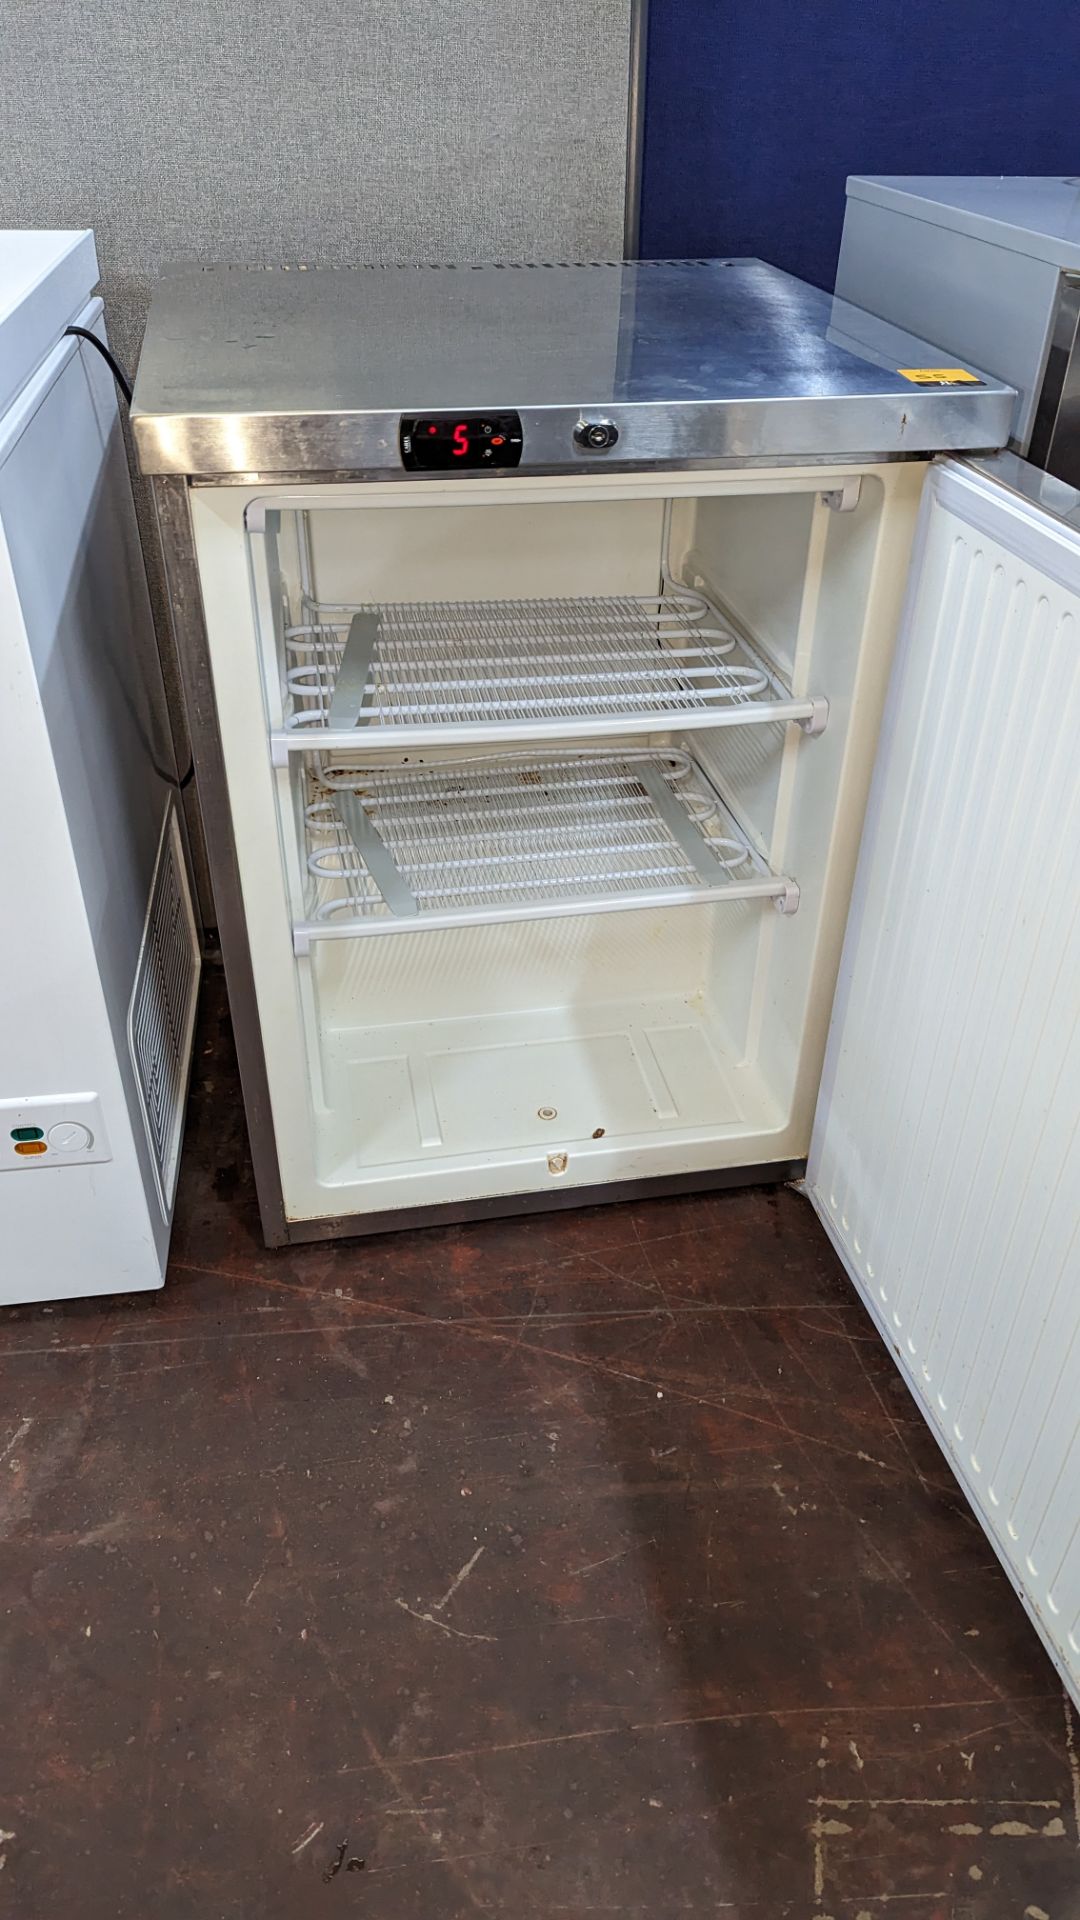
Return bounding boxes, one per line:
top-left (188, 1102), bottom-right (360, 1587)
top-left (11, 1126), bottom-right (44, 1142)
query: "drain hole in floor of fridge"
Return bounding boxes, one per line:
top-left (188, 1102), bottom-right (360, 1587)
top-left (537, 1106), bottom-right (558, 1120)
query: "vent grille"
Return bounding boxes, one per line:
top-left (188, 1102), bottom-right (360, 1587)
top-left (205, 258), bottom-right (721, 273)
top-left (127, 805), bottom-right (200, 1218)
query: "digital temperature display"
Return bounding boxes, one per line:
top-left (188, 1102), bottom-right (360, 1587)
top-left (400, 412), bottom-right (523, 472)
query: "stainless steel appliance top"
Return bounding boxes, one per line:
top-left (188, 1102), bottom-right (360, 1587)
top-left (131, 258), bottom-right (1015, 476)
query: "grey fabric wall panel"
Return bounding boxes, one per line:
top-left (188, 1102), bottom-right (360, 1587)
top-left (0, 1), bottom-right (631, 366)
top-left (0, 1), bottom-right (631, 921)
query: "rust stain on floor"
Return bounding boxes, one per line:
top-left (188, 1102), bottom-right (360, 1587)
top-left (0, 970), bottom-right (1077, 1918)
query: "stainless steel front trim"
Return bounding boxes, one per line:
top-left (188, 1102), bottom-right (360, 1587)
top-left (623, 0), bottom-right (649, 259)
top-left (137, 395), bottom-right (1013, 479)
top-left (189, 451), bottom-right (920, 487)
top-left (150, 476), bottom-right (291, 1247)
top-left (1028, 271), bottom-right (1080, 489)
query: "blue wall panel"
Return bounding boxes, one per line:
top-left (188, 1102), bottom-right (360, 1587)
top-left (640, 1), bottom-right (1080, 288)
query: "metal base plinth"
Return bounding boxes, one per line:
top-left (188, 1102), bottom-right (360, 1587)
top-left (270, 1160), bottom-right (807, 1247)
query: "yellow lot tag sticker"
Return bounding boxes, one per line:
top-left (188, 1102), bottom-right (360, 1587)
top-left (897, 367), bottom-right (984, 385)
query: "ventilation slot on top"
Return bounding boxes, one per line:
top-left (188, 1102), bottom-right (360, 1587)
top-left (127, 804), bottom-right (201, 1217)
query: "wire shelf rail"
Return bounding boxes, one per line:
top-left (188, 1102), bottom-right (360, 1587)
top-left (272, 588), bottom-right (826, 759)
top-left (293, 747), bottom-right (798, 950)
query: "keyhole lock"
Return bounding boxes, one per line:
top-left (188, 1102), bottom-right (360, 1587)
top-left (574, 419), bottom-right (619, 452)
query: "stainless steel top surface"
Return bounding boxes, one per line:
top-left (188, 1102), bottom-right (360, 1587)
top-left (132, 258), bottom-right (1015, 475)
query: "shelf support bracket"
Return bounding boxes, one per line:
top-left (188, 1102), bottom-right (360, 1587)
top-left (329, 612), bottom-right (381, 729)
top-left (637, 763), bottom-right (746, 885)
top-left (821, 477), bottom-right (862, 513)
top-left (798, 696), bottom-right (830, 736)
top-left (335, 789), bottom-right (419, 918)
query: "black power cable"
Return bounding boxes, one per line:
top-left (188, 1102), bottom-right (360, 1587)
top-left (65, 324), bottom-right (133, 405)
top-left (65, 324), bottom-right (195, 791)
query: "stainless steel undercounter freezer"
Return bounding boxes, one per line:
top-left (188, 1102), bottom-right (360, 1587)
top-left (132, 257), bottom-right (1014, 1248)
top-left (135, 256), bottom-right (1080, 1707)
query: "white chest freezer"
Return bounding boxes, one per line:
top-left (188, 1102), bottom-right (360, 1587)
top-left (0, 231), bottom-right (200, 1303)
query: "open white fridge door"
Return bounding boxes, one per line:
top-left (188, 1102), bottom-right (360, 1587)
top-left (808, 453), bottom-right (1080, 1703)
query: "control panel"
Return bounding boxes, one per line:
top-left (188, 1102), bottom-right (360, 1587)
top-left (401, 412), bottom-right (523, 471)
top-left (0, 1094), bottom-right (111, 1170)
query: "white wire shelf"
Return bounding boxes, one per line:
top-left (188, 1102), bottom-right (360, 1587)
top-left (293, 748), bottom-right (798, 950)
top-left (271, 588), bottom-right (827, 759)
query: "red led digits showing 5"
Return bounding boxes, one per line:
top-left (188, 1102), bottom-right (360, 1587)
top-left (452, 422), bottom-right (469, 458)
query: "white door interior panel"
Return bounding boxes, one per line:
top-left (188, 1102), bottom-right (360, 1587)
top-left (809, 458), bottom-right (1080, 1702)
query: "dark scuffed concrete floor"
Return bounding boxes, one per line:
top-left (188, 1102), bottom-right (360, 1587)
top-left (2, 972), bottom-right (1078, 1919)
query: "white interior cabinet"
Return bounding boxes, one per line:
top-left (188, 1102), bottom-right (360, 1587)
top-left (190, 461), bottom-right (923, 1222)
